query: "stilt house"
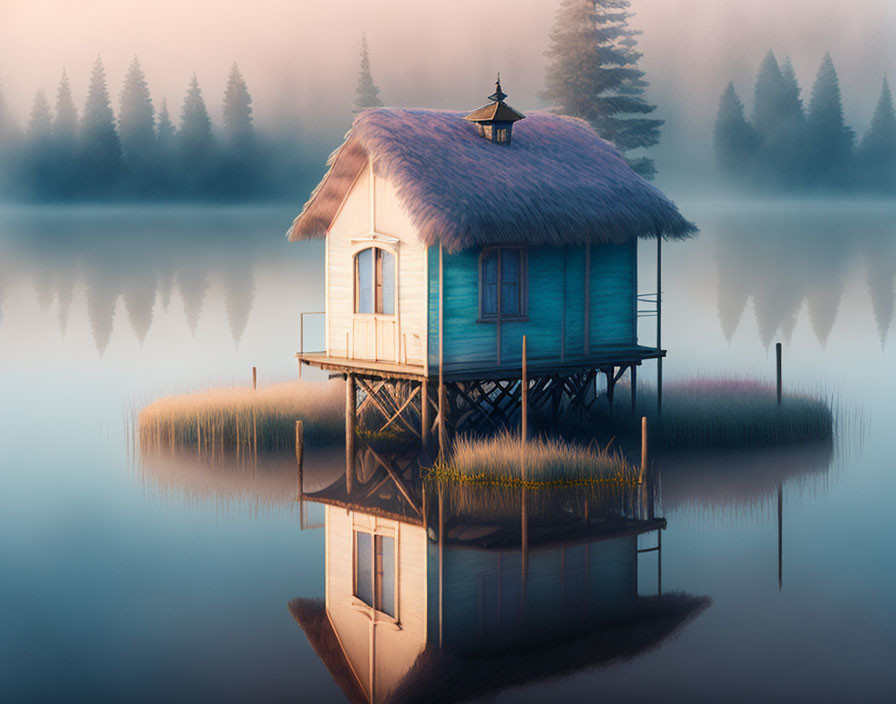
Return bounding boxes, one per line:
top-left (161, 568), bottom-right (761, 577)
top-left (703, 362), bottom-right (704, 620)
top-left (289, 80), bottom-right (695, 445)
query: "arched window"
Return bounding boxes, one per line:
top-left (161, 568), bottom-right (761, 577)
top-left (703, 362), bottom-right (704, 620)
top-left (354, 246), bottom-right (395, 315)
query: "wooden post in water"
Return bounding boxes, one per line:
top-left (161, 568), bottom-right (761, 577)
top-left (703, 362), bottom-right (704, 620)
top-left (631, 365), bottom-right (638, 420)
top-left (252, 366), bottom-right (257, 390)
top-left (776, 342), bottom-right (783, 406)
top-left (346, 374), bottom-right (356, 496)
top-left (295, 420), bottom-right (305, 499)
top-left (639, 416), bottom-right (648, 483)
top-left (521, 335), bottom-right (528, 443)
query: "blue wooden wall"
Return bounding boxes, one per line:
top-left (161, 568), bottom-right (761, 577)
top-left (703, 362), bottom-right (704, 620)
top-left (427, 242), bottom-right (637, 370)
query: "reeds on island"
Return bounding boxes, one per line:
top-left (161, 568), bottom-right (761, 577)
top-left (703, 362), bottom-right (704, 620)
top-left (138, 379), bottom-right (343, 454)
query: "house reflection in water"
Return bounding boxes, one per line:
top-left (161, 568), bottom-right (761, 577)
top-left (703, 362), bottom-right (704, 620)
top-left (290, 454), bottom-right (708, 704)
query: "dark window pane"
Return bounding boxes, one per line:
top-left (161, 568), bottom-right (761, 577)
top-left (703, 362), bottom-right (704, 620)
top-left (501, 250), bottom-right (521, 315)
top-left (376, 535), bottom-right (395, 617)
top-left (380, 250), bottom-right (395, 315)
top-left (356, 248), bottom-right (373, 314)
top-left (355, 532), bottom-right (373, 606)
top-left (482, 251), bottom-right (498, 316)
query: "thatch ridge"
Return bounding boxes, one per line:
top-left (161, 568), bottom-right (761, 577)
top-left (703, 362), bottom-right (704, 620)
top-left (288, 108), bottom-right (697, 252)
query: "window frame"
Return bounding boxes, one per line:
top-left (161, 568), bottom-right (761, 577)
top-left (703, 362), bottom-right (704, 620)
top-left (352, 528), bottom-right (398, 621)
top-left (477, 245), bottom-right (528, 323)
top-left (353, 245), bottom-right (396, 316)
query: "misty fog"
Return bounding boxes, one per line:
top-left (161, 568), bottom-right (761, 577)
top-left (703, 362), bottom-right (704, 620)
top-left (1, 0), bottom-right (893, 184)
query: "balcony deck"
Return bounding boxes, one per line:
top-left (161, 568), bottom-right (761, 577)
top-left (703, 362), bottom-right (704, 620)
top-left (296, 344), bottom-right (664, 382)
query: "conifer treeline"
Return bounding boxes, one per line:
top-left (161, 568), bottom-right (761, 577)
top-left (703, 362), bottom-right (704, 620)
top-left (0, 58), bottom-right (294, 200)
top-left (714, 51), bottom-right (896, 193)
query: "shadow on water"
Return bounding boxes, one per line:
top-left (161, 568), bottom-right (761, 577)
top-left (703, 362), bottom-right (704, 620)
top-left (709, 204), bottom-right (896, 346)
top-left (290, 445), bottom-right (709, 704)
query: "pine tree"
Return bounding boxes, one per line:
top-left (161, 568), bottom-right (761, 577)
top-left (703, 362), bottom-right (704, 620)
top-left (22, 90), bottom-right (55, 197)
top-left (53, 69), bottom-right (79, 197)
top-left (543, 0), bottom-right (662, 179)
top-left (222, 63), bottom-right (253, 142)
top-left (54, 69), bottom-right (78, 146)
top-left (355, 34), bottom-right (383, 110)
top-left (80, 57), bottom-right (123, 194)
top-left (857, 76), bottom-right (896, 192)
top-left (155, 98), bottom-right (177, 195)
top-left (751, 51), bottom-right (785, 143)
top-left (221, 63), bottom-right (260, 195)
top-left (27, 90), bottom-right (53, 138)
top-left (156, 98), bottom-right (176, 149)
top-left (178, 73), bottom-right (216, 194)
top-left (713, 82), bottom-right (757, 182)
top-left (118, 56), bottom-right (156, 190)
top-left (805, 53), bottom-right (854, 187)
top-left (776, 58), bottom-right (808, 185)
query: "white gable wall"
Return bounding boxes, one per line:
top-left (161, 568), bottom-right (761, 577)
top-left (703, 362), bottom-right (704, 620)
top-left (325, 506), bottom-right (428, 704)
top-left (326, 158), bottom-right (428, 367)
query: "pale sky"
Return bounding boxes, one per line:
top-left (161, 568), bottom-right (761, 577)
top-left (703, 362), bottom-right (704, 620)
top-left (1, 0), bottom-right (893, 167)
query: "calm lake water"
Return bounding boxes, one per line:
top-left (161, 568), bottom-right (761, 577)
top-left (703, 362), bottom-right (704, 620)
top-left (1, 199), bottom-right (894, 702)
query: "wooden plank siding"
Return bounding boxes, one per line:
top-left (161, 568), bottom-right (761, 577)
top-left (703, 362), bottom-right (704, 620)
top-left (427, 241), bottom-right (638, 371)
top-left (326, 161), bottom-right (428, 365)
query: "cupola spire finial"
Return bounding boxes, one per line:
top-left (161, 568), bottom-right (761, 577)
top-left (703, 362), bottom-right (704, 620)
top-left (489, 73), bottom-right (507, 103)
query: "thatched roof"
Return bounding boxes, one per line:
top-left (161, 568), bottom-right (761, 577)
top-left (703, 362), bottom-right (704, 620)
top-left (287, 109), bottom-right (697, 252)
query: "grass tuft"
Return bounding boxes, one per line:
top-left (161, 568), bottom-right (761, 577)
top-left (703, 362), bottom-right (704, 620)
top-left (138, 379), bottom-right (344, 453)
top-left (430, 432), bottom-right (640, 487)
top-left (629, 379), bottom-right (835, 449)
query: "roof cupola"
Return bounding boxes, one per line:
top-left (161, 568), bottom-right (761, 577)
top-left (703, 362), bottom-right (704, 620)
top-left (464, 74), bottom-right (525, 145)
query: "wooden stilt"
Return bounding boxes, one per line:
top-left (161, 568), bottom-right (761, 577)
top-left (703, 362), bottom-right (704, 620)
top-left (640, 416), bottom-right (648, 483)
top-left (252, 366), bottom-right (257, 390)
top-left (606, 366), bottom-right (616, 416)
top-left (346, 373), bottom-right (356, 496)
top-left (631, 365), bottom-right (637, 419)
top-left (421, 380), bottom-right (431, 458)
